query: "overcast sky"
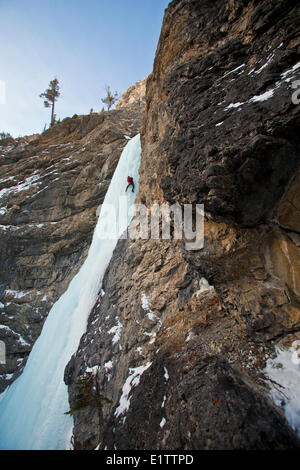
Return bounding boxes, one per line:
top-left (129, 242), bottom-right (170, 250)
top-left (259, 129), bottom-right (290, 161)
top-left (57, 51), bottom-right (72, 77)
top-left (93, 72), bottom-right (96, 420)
top-left (0, 0), bottom-right (169, 137)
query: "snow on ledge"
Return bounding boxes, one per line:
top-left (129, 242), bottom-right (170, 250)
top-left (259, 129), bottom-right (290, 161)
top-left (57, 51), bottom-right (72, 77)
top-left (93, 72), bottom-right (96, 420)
top-left (114, 362), bottom-right (152, 418)
top-left (141, 293), bottom-right (162, 327)
top-left (160, 417), bottom-right (166, 429)
top-left (108, 318), bottom-right (123, 345)
top-left (249, 89), bottom-right (275, 103)
top-left (195, 277), bottom-right (214, 297)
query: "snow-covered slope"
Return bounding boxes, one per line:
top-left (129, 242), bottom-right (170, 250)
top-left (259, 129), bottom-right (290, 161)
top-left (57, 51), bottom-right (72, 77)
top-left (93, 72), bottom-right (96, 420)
top-left (0, 134), bottom-right (141, 450)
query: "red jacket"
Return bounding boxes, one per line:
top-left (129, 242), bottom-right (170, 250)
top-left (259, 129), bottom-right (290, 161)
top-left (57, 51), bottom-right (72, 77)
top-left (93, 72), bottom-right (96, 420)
top-left (127, 176), bottom-right (133, 183)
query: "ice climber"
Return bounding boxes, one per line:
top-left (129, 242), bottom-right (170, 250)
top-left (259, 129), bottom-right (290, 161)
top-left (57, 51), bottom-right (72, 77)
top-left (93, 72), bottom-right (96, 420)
top-left (126, 176), bottom-right (135, 193)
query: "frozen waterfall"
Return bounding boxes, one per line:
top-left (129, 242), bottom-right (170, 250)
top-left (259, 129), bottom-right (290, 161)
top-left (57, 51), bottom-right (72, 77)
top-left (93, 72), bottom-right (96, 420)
top-left (0, 134), bottom-right (142, 450)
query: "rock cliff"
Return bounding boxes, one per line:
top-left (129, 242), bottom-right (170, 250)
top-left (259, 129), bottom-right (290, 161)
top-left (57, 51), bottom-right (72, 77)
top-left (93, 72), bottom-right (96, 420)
top-left (0, 92), bottom-right (144, 392)
top-left (65, 0), bottom-right (300, 450)
top-left (116, 78), bottom-right (147, 110)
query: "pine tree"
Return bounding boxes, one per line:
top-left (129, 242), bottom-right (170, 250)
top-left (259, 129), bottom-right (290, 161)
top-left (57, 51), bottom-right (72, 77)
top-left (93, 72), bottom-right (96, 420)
top-left (0, 131), bottom-right (12, 140)
top-left (40, 78), bottom-right (60, 127)
top-left (65, 370), bottom-right (111, 416)
top-left (101, 85), bottom-right (119, 111)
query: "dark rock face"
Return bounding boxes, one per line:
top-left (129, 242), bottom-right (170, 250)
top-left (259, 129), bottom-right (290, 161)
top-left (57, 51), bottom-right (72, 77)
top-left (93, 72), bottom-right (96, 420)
top-left (65, 233), bottom-right (300, 450)
top-left (102, 355), bottom-right (299, 450)
top-left (65, 0), bottom-right (300, 450)
top-left (152, 0), bottom-right (300, 226)
top-left (0, 96), bottom-right (144, 393)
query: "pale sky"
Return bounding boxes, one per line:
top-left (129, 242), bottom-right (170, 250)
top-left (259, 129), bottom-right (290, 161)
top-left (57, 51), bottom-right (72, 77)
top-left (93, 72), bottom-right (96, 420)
top-left (0, 0), bottom-right (170, 137)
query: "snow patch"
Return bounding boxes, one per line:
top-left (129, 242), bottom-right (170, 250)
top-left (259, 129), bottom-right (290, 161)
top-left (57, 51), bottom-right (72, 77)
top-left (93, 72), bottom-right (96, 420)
top-left (108, 318), bottom-right (123, 345)
top-left (253, 52), bottom-right (276, 75)
top-left (249, 88), bottom-right (275, 103)
top-left (222, 64), bottom-right (245, 79)
top-left (0, 208), bottom-right (7, 216)
top-left (146, 311), bottom-right (157, 321)
top-left (0, 325), bottom-right (30, 347)
top-left (1, 373), bottom-right (13, 380)
top-left (196, 277), bottom-right (214, 296)
top-left (264, 345), bottom-right (300, 436)
top-left (143, 331), bottom-right (157, 344)
top-left (114, 362), bottom-right (152, 418)
top-left (160, 417), bottom-right (166, 429)
top-left (281, 61), bottom-right (300, 80)
top-left (224, 102), bottom-right (245, 110)
top-left (141, 293), bottom-right (161, 326)
top-left (185, 330), bottom-right (196, 343)
top-left (141, 293), bottom-right (151, 311)
top-left (86, 365), bottom-right (99, 375)
top-left (0, 173), bottom-right (41, 201)
top-left (5, 289), bottom-right (27, 299)
top-left (104, 361), bottom-right (113, 372)
top-left (17, 335), bottom-right (31, 347)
